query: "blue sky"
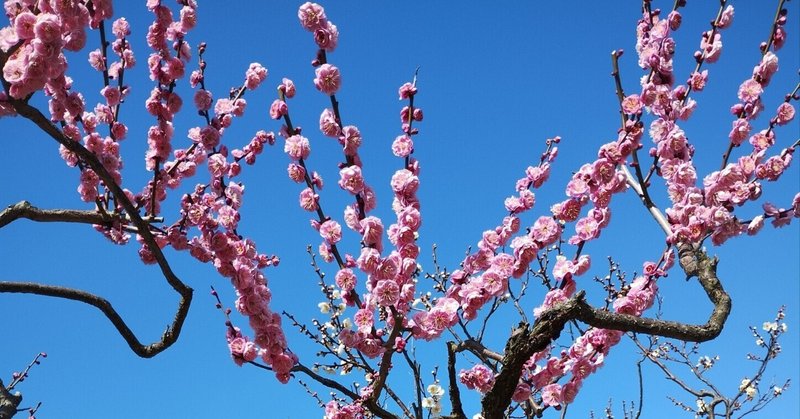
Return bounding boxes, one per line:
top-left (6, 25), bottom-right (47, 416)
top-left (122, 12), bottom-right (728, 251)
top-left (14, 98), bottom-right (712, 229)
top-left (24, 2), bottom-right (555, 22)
top-left (1, 1), bottom-right (798, 418)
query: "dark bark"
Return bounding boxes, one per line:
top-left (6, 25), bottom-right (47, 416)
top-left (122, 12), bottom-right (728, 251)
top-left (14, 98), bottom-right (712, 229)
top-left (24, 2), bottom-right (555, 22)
top-left (480, 244), bottom-right (731, 419)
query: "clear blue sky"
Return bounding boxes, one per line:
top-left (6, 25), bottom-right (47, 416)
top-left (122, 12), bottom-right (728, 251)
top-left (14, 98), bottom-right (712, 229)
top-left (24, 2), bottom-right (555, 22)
top-left (1, 1), bottom-right (798, 418)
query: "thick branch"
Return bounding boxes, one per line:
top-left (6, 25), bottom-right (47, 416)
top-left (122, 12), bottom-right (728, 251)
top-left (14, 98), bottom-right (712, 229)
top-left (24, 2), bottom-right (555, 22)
top-left (0, 380), bottom-right (21, 419)
top-left (0, 201), bottom-right (163, 230)
top-left (481, 244), bottom-right (731, 418)
top-left (3, 98), bottom-right (193, 359)
top-left (0, 201), bottom-right (113, 228)
top-left (444, 342), bottom-right (467, 419)
top-left (455, 339), bottom-right (504, 363)
top-left (0, 281), bottom-right (190, 358)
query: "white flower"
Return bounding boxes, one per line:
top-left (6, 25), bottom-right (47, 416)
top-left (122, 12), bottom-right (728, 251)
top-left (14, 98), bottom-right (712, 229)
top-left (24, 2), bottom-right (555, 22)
top-left (427, 384), bottom-right (444, 397)
top-left (773, 386), bottom-right (783, 396)
top-left (696, 399), bottom-right (707, 413)
top-left (763, 321), bottom-right (778, 332)
top-left (342, 318), bottom-right (353, 329)
top-left (739, 378), bottom-right (757, 399)
top-left (739, 378), bottom-right (752, 391)
top-left (318, 302), bottom-right (331, 314)
top-left (780, 323), bottom-right (788, 332)
top-left (421, 397), bottom-right (436, 409)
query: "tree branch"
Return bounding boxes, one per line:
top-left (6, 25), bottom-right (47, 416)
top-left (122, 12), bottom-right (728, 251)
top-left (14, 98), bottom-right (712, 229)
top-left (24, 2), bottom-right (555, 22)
top-left (0, 281), bottom-right (190, 358)
top-left (444, 342), bottom-right (467, 419)
top-left (0, 380), bottom-right (21, 419)
top-left (0, 201), bottom-right (163, 231)
top-left (2, 98), bottom-right (194, 359)
top-left (291, 363), bottom-right (399, 419)
top-left (481, 243), bottom-right (732, 418)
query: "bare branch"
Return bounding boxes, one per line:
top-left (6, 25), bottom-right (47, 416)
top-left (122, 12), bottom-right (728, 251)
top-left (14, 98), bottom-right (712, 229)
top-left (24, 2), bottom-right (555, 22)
top-left (0, 281), bottom-right (190, 358)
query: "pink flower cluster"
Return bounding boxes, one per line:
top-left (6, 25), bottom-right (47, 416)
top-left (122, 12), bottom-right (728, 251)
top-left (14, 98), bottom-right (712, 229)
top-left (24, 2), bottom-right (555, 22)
top-left (324, 400), bottom-right (364, 419)
top-left (648, 5), bottom-right (799, 245)
top-left (142, 1), bottom-right (198, 177)
top-left (298, 2), bottom-right (338, 52)
top-left (459, 364), bottom-right (495, 394)
top-left (421, 143), bottom-right (560, 332)
top-left (3, 2), bottom-right (93, 99)
top-left (174, 148), bottom-right (293, 381)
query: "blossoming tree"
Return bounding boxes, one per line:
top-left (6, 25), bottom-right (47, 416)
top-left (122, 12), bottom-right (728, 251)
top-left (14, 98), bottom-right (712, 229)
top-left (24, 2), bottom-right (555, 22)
top-left (1, 1), bottom-right (798, 418)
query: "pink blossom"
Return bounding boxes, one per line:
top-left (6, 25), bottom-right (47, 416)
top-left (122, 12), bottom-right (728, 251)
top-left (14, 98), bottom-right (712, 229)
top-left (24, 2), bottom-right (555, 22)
top-left (775, 102), bottom-right (795, 125)
top-left (314, 22), bottom-right (339, 52)
top-left (319, 220), bottom-right (342, 244)
top-left (299, 188), bottom-right (319, 212)
top-left (561, 380), bottom-right (582, 404)
top-left (14, 12), bottom-right (37, 39)
top-left (269, 99), bottom-right (288, 120)
top-left (390, 169), bottom-right (419, 197)
top-left (392, 134), bottom-right (414, 157)
top-left (112, 18), bottom-right (131, 38)
top-left (287, 163), bottom-right (306, 183)
top-left (738, 79), bottom-right (763, 104)
top-left (245, 63), bottom-right (268, 90)
top-left (531, 216), bottom-right (562, 245)
top-left (526, 164), bottom-right (551, 188)
top-left (338, 165), bottom-right (365, 194)
top-left (279, 78), bottom-right (296, 98)
top-left (198, 125), bottom-right (220, 149)
top-left (688, 70), bottom-right (708, 91)
top-left (340, 125), bottom-right (362, 155)
top-left (728, 118), bottom-right (751, 145)
top-left (749, 130), bottom-right (774, 151)
top-left (700, 31), bottom-right (723, 63)
top-left (335, 268), bottom-right (357, 291)
top-left (398, 82), bottom-right (417, 100)
top-left (621, 94), bottom-right (643, 114)
top-left (319, 108), bottom-right (340, 137)
top-left (360, 216), bottom-right (384, 248)
top-left (459, 364), bottom-right (495, 393)
top-left (314, 64), bottom-right (341, 96)
top-left (353, 308), bottom-right (373, 333)
top-left (541, 383), bottom-right (563, 407)
top-left (298, 2), bottom-right (327, 31)
top-left (228, 337), bottom-right (247, 366)
top-left (573, 216), bottom-right (600, 242)
top-left (717, 5), bottom-right (734, 29)
top-left (534, 288), bottom-right (568, 317)
top-left (34, 14), bottom-right (61, 44)
top-left (373, 279), bottom-right (400, 306)
top-left (284, 135), bottom-right (311, 160)
top-left (552, 198), bottom-right (582, 222)
top-left (667, 10), bottom-right (682, 30)
top-left (194, 90), bottom-right (213, 111)
top-left (357, 247), bottom-right (381, 275)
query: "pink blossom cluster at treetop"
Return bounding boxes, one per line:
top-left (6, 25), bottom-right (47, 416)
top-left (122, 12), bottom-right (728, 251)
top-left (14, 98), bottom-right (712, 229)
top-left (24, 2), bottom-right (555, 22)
top-left (1, 0), bottom-right (798, 417)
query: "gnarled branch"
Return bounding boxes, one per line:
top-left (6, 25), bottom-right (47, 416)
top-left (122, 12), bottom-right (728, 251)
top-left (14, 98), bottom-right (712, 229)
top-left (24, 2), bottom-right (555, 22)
top-left (480, 243), bottom-right (732, 419)
top-left (0, 380), bottom-right (21, 419)
top-left (0, 281), bottom-right (190, 358)
top-left (1, 95), bottom-right (194, 359)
